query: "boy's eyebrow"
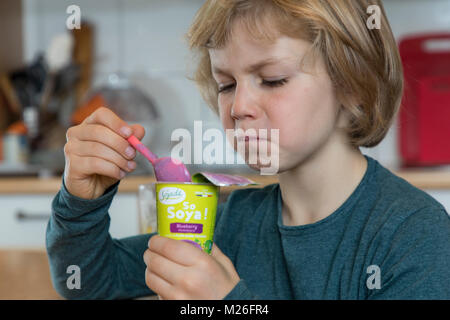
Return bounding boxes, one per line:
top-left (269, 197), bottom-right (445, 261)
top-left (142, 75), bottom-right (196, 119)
top-left (212, 57), bottom-right (284, 76)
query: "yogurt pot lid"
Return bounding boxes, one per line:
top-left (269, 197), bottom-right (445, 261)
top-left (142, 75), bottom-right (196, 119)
top-left (191, 172), bottom-right (258, 187)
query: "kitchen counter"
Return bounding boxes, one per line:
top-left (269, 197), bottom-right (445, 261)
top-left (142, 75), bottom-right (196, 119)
top-left (1, 168), bottom-right (450, 194)
top-left (0, 175), bottom-right (276, 194)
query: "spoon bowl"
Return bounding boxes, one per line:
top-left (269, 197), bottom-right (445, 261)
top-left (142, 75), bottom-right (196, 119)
top-left (153, 157), bottom-right (192, 182)
top-left (127, 135), bottom-right (191, 182)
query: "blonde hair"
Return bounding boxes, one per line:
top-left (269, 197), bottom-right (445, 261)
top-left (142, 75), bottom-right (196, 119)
top-left (185, 0), bottom-right (403, 147)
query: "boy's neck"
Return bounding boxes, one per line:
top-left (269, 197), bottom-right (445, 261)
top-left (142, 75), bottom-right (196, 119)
top-left (278, 133), bottom-right (368, 227)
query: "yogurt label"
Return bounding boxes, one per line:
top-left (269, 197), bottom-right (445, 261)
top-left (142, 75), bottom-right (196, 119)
top-left (156, 183), bottom-right (219, 254)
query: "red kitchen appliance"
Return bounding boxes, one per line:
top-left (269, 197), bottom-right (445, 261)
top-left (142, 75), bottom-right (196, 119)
top-left (398, 33), bottom-right (450, 167)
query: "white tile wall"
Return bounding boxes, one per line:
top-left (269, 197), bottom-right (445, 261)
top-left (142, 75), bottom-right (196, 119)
top-left (121, 0), bottom-right (204, 74)
top-left (22, 0), bottom-right (450, 170)
top-left (23, 0), bottom-right (123, 74)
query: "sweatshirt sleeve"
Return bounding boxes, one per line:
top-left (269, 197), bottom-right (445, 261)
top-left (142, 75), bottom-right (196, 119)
top-left (46, 178), bottom-right (155, 299)
top-left (368, 207), bottom-right (450, 300)
top-left (223, 279), bottom-right (259, 300)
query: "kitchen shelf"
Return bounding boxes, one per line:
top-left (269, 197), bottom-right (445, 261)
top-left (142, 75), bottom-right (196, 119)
top-left (1, 168), bottom-right (450, 194)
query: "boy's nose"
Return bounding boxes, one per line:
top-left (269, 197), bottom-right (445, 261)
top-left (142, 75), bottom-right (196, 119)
top-left (231, 84), bottom-right (260, 120)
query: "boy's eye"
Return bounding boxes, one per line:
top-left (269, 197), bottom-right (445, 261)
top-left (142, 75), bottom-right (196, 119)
top-left (262, 78), bottom-right (288, 87)
top-left (217, 78), bottom-right (288, 94)
top-left (218, 84), bottom-right (234, 93)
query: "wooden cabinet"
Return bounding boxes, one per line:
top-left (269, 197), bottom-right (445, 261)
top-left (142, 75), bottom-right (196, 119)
top-left (0, 249), bottom-right (62, 299)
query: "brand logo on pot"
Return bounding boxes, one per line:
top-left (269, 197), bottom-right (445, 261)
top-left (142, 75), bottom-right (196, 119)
top-left (159, 187), bottom-right (186, 205)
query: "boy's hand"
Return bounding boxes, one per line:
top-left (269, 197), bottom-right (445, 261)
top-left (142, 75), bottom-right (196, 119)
top-left (63, 107), bottom-right (145, 200)
top-left (144, 235), bottom-right (240, 300)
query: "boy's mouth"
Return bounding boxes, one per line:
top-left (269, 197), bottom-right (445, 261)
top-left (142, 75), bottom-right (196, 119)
top-left (234, 129), bottom-right (267, 142)
top-left (246, 135), bottom-right (258, 141)
top-left (237, 135), bottom-right (261, 142)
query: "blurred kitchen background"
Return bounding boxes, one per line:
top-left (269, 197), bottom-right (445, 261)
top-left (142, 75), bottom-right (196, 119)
top-left (0, 0), bottom-right (449, 299)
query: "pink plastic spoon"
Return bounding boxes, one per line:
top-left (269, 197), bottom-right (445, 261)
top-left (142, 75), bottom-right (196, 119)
top-left (127, 135), bottom-right (191, 182)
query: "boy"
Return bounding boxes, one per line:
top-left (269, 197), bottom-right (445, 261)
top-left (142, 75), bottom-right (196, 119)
top-left (47, 0), bottom-right (450, 299)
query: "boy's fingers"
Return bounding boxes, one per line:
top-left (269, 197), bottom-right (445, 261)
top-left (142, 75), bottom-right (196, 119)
top-left (148, 235), bottom-right (203, 266)
top-left (210, 243), bottom-right (223, 259)
top-left (130, 124), bottom-right (145, 140)
top-left (70, 140), bottom-right (136, 173)
top-left (84, 107), bottom-right (132, 138)
top-left (145, 269), bottom-right (173, 299)
top-left (144, 250), bottom-right (185, 285)
top-left (73, 154), bottom-right (125, 180)
top-left (74, 124), bottom-right (136, 160)
top-left (210, 243), bottom-right (231, 267)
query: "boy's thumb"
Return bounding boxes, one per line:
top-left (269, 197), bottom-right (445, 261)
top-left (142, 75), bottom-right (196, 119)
top-left (210, 243), bottom-right (230, 266)
top-left (130, 124), bottom-right (145, 140)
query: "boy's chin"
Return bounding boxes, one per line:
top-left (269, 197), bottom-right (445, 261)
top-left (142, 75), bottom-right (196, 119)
top-left (245, 160), bottom-right (281, 176)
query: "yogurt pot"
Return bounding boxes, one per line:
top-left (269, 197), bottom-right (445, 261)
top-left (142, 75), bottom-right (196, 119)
top-left (155, 182), bottom-right (219, 254)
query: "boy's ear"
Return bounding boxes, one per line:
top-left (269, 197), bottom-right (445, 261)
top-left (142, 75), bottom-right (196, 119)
top-left (337, 93), bottom-right (361, 129)
top-left (337, 103), bottom-right (360, 131)
top-left (336, 106), bottom-right (350, 129)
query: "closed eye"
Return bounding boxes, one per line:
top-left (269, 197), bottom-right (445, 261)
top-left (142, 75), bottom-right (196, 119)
top-left (217, 84), bottom-right (234, 93)
top-left (218, 78), bottom-right (289, 94)
top-left (262, 78), bottom-right (288, 87)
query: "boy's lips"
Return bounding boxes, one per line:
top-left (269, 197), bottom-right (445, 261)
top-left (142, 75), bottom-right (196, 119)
top-left (236, 135), bottom-right (267, 142)
top-left (234, 129), bottom-right (272, 142)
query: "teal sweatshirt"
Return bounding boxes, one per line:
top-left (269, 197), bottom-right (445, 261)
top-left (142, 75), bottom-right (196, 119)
top-left (46, 155), bottom-right (450, 299)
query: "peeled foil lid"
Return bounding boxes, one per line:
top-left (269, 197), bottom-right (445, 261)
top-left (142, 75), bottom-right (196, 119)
top-left (192, 172), bottom-right (259, 187)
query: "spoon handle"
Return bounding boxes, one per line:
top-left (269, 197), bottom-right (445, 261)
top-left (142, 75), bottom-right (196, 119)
top-left (127, 135), bottom-right (157, 165)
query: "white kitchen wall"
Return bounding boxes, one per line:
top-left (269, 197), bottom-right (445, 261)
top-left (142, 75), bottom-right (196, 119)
top-left (22, 0), bottom-right (221, 166)
top-left (21, 0), bottom-right (450, 214)
top-left (22, 0), bottom-right (450, 170)
top-left (366, 0), bottom-right (450, 168)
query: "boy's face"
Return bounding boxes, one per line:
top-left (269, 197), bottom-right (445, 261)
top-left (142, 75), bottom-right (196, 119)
top-left (209, 23), bottom-right (346, 173)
